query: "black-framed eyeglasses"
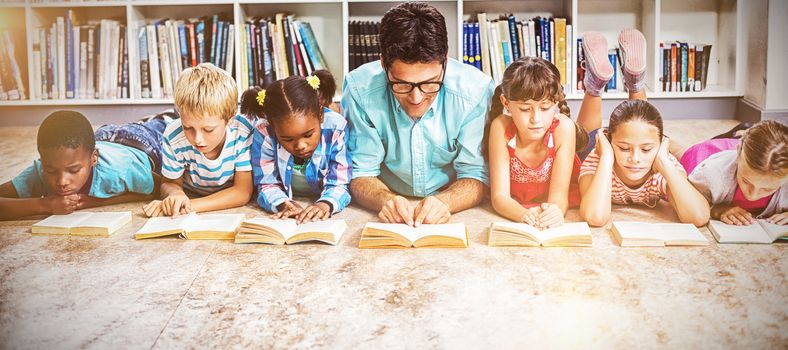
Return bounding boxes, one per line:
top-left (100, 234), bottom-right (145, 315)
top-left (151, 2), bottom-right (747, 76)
top-left (385, 61), bottom-right (446, 95)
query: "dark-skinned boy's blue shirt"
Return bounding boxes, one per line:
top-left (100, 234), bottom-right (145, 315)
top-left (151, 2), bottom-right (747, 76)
top-left (342, 58), bottom-right (494, 197)
top-left (12, 141), bottom-right (154, 198)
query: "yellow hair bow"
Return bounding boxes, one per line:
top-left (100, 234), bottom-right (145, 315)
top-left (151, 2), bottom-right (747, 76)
top-left (256, 89), bottom-right (266, 107)
top-left (306, 75), bottom-right (320, 90)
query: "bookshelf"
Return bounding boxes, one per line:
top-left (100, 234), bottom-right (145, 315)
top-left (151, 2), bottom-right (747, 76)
top-left (0, 0), bottom-right (744, 117)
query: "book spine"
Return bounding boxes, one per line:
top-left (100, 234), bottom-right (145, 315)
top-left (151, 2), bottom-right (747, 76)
top-left (146, 25), bottom-right (161, 99)
top-left (138, 26), bottom-right (150, 98)
top-left (477, 13), bottom-right (490, 76)
top-left (196, 21), bottom-right (205, 64)
top-left (32, 30), bottom-right (41, 100)
top-left (262, 20), bottom-right (275, 85)
top-left (701, 44), bottom-right (712, 90)
top-left (302, 23), bottom-right (327, 73)
top-left (688, 45), bottom-right (695, 92)
top-left (670, 43), bottom-right (677, 92)
top-left (79, 27), bottom-right (88, 99)
top-left (473, 22), bottom-right (481, 70)
top-left (555, 18), bottom-right (567, 86)
top-left (178, 23), bottom-right (189, 70)
top-left (65, 12), bottom-right (74, 99)
top-left (226, 24), bottom-right (235, 73)
top-left (607, 50), bottom-right (617, 91)
top-left (680, 42), bottom-right (688, 91)
top-left (508, 15), bottom-right (519, 61)
top-left (694, 45), bottom-right (703, 91)
top-left (187, 23), bottom-right (196, 68)
top-left (209, 15), bottom-right (218, 65)
top-left (287, 18), bottom-right (304, 76)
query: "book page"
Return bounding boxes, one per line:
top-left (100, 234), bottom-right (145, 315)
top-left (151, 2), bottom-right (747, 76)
top-left (708, 220), bottom-right (772, 244)
top-left (295, 220), bottom-right (347, 242)
top-left (533, 222), bottom-right (592, 242)
top-left (185, 214), bottom-right (245, 234)
top-left (33, 211), bottom-right (95, 230)
top-left (136, 213), bottom-right (196, 236)
top-left (76, 212), bottom-right (132, 229)
top-left (653, 223), bottom-right (707, 243)
top-left (758, 220), bottom-right (788, 241)
top-left (492, 222), bottom-right (539, 237)
top-left (364, 223), bottom-right (419, 243)
top-left (611, 221), bottom-right (658, 240)
top-left (243, 217), bottom-right (298, 239)
top-left (412, 223), bottom-right (467, 243)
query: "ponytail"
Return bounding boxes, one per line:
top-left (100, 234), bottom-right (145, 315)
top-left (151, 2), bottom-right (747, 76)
top-left (239, 70), bottom-right (338, 125)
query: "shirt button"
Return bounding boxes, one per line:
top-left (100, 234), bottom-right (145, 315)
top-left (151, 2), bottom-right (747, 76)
top-left (287, 166), bottom-right (291, 170)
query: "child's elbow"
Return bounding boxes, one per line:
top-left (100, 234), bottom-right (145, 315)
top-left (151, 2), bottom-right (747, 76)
top-left (684, 212), bottom-right (710, 228)
top-left (582, 210), bottom-right (609, 227)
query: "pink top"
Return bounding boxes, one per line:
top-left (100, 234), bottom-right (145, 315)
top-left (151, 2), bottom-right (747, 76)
top-left (682, 138), bottom-right (770, 213)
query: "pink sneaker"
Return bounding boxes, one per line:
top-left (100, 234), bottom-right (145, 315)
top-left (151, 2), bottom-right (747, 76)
top-left (582, 32), bottom-right (613, 96)
top-left (618, 28), bottom-right (647, 92)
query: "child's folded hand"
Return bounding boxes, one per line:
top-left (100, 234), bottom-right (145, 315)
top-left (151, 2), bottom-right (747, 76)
top-left (47, 194), bottom-right (80, 215)
top-left (537, 202), bottom-right (564, 230)
top-left (521, 206), bottom-right (541, 226)
top-left (142, 200), bottom-right (164, 217)
top-left (296, 202), bottom-right (331, 224)
top-left (271, 200), bottom-right (303, 220)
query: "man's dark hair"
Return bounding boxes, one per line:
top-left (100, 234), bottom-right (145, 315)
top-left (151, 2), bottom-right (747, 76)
top-left (37, 110), bottom-right (95, 153)
top-left (379, 2), bottom-right (448, 68)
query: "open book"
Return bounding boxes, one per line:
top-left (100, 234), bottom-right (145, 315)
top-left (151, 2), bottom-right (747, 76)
top-left (358, 222), bottom-right (468, 248)
top-left (488, 222), bottom-right (592, 247)
top-left (234, 218), bottom-right (347, 245)
top-left (611, 221), bottom-right (709, 247)
top-left (708, 220), bottom-right (787, 244)
top-left (134, 213), bottom-right (245, 240)
top-left (32, 211), bottom-right (132, 236)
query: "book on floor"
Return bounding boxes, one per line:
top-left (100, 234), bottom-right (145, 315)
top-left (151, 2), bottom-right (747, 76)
top-left (488, 222), bottom-right (592, 247)
top-left (610, 221), bottom-right (709, 247)
top-left (234, 217), bottom-right (347, 245)
top-left (358, 222), bottom-right (468, 249)
top-left (32, 211), bottom-right (132, 236)
top-left (707, 220), bottom-right (787, 244)
top-left (134, 213), bottom-right (245, 240)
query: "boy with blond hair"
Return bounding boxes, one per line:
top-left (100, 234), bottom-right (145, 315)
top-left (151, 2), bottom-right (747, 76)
top-left (143, 63), bottom-right (254, 217)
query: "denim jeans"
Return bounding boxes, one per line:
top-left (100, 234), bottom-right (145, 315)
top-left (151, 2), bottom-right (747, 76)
top-left (94, 118), bottom-right (168, 174)
top-left (577, 127), bottom-right (604, 162)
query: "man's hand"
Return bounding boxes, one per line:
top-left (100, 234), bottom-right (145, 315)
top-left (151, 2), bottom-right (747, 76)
top-left (414, 196), bottom-right (450, 226)
top-left (379, 195), bottom-right (416, 226)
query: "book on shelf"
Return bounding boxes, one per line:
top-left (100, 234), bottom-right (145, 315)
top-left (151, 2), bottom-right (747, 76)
top-left (30, 11), bottom-right (127, 101)
top-left (610, 221), bottom-right (709, 247)
top-left (348, 21), bottom-right (380, 72)
top-left (660, 41), bottom-right (712, 92)
top-left (358, 222), bottom-right (468, 249)
top-left (239, 15), bottom-right (328, 91)
top-left (134, 213), bottom-right (245, 240)
top-left (32, 211), bottom-right (132, 237)
top-left (235, 218), bottom-right (348, 245)
top-left (463, 14), bottom-right (573, 90)
top-left (134, 14), bottom-right (233, 99)
top-left (0, 30), bottom-right (25, 101)
top-left (488, 222), bottom-right (592, 247)
top-left (707, 220), bottom-right (787, 244)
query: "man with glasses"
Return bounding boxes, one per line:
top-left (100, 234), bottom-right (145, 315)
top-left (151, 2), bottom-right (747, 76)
top-left (342, 2), bottom-right (494, 226)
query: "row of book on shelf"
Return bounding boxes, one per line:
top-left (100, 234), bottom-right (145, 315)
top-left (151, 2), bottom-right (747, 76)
top-left (348, 21), bottom-right (381, 71)
top-left (461, 13), bottom-right (714, 94)
top-left (31, 211), bottom-right (787, 248)
top-left (26, 10), bottom-right (328, 101)
top-left (0, 30), bottom-right (25, 101)
top-left (30, 10), bottom-right (128, 100)
top-left (659, 42), bottom-right (712, 93)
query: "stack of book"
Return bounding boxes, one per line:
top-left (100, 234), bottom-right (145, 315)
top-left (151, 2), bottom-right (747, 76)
top-left (659, 42), bottom-right (712, 93)
top-left (348, 21), bottom-right (380, 71)
top-left (135, 14), bottom-right (234, 99)
top-left (462, 14), bottom-right (574, 89)
top-left (238, 14), bottom-right (328, 91)
top-left (0, 30), bottom-right (25, 101)
top-left (31, 10), bottom-right (128, 101)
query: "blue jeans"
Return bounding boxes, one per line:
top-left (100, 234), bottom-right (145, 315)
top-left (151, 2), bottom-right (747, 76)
top-left (94, 118), bottom-right (168, 174)
top-left (577, 127), bottom-right (605, 161)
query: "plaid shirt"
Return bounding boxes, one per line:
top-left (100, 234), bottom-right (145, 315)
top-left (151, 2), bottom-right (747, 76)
top-left (251, 108), bottom-right (352, 214)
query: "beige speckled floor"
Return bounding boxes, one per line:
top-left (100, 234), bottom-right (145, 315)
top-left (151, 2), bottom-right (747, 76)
top-left (1, 120), bottom-right (786, 349)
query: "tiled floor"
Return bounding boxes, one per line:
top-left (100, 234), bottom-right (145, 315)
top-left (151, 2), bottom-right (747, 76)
top-left (1, 120), bottom-right (786, 349)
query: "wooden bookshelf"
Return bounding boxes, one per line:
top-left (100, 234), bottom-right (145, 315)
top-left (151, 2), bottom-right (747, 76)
top-left (0, 0), bottom-right (744, 110)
